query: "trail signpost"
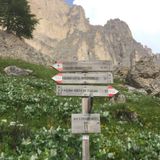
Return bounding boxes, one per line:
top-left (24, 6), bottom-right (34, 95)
top-left (51, 60), bottom-right (118, 160)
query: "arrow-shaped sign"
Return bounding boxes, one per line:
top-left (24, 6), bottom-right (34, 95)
top-left (52, 72), bottom-right (113, 84)
top-left (107, 86), bottom-right (119, 97)
top-left (51, 60), bottom-right (113, 72)
top-left (51, 62), bottom-right (63, 72)
top-left (56, 85), bottom-right (118, 97)
top-left (52, 73), bottom-right (63, 83)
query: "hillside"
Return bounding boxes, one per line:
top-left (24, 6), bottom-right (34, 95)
top-left (0, 58), bottom-right (160, 159)
top-left (0, 31), bottom-right (54, 66)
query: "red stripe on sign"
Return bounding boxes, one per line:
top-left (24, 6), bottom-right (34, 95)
top-left (58, 68), bottom-right (63, 71)
top-left (107, 86), bottom-right (113, 89)
top-left (57, 73), bottom-right (63, 76)
top-left (56, 80), bottom-right (62, 84)
top-left (108, 94), bottom-right (114, 97)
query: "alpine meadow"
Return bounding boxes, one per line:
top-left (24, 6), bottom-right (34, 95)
top-left (0, 0), bottom-right (160, 159)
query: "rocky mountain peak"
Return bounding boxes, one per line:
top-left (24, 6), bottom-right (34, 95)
top-left (67, 5), bottom-right (90, 34)
top-left (104, 19), bottom-right (133, 40)
top-left (25, 0), bottom-right (153, 65)
top-left (0, 0), bottom-right (154, 68)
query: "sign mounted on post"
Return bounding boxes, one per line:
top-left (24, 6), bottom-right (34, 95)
top-left (51, 60), bottom-right (113, 72)
top-left (51, 60), bottom-right (118, 160)
top-left (56, 85), bottom-right (118, 97)
top-left (52, 72), bottom-right (113, 84)
top-left (72, 114), bottom-right (101, 134)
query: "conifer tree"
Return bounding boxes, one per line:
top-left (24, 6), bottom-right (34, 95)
top-left (0, 0), bottom-right (38, 39)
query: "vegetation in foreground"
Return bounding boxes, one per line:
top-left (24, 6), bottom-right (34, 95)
top-left (0, 57), bottom-right (160, 160)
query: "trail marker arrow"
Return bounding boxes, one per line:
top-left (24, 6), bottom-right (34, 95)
top-left (52, 73), bottom-right (63, 84)
top-left (56, 85), bottom-right (118, 97)
top-left (51, 60), bottom-right (113, 72)
top-left (52, 72), bottom-right (113, 84)
top-left (51, 62), bottom-right (63, 72)
top-left (107, 86), bottom-right (119, 97)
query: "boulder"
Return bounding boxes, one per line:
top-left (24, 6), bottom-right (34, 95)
top-left (125, 85), bottom-right (148, 95)
top-left (116, 94), bottom-right (126, 103)
top-left (109, 94), bottom-right (126, 104)
top-left (126, 55), bottom-right (160, 96)
top-left (114, 67), bottom-right (129, 81)
top-left (115, 109), bottom-right (138, 122)
top-left (4, 66), bottom-right (33, 76)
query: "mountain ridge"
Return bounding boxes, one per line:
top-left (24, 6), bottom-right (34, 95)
top-left (25, 0), bottom-right (153, 67)
top-left (0, 0), bottom-right (156, 68)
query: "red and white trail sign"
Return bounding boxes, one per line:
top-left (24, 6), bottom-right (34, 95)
top-left (52, 73), bottom-right (63, 83)
top-left (52, 72), bottom-right (113, 84)
top-left (51, 62), bottom-right (63, 72)
top-left (107, 86), bottom-right (119, 97)
top-left (56, 85), bottom-right (118, 97)
top-left (51, 61), bottom-right (113, 72)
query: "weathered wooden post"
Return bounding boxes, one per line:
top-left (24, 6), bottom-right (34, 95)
top-left (82, 98), bottom-right (90, 160)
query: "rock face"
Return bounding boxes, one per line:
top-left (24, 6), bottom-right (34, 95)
top-left (26, 0), bottom-right (153, 66)
top-left (0, 0), bottom-right (155, 68)
top-left (126, 55), bottom-right (160, 96)
top-left (0, 31), bottom-right (53, 65)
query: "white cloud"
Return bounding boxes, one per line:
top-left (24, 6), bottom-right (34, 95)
top-left (74, 0), bottom-right (160, 53)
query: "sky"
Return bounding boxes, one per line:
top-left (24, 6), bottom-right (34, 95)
top-left (65, 0), bottom-right (74, 6)
top-left (65, 0), bottom-right (160, 53)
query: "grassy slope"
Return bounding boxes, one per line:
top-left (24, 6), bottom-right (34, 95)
top-left (0, 57), bottom-right (160, 159)
top-left (0, 57), bottom-right (55, 79)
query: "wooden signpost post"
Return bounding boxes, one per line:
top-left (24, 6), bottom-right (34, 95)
top-left (51, 60), bottom-right (118, 160)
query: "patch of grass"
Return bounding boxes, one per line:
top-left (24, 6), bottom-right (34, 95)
top-left (0, 57), bottom-right (57, 79)
top-left (126, 95), bottom-right (160, 131)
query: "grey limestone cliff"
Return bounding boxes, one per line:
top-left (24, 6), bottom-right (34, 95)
top-left (0, 0), bottom-right (154, 67)
top-left (0, 31), bottom-right (53, 65)
top-left (25, 0), bottom-right (152, 67)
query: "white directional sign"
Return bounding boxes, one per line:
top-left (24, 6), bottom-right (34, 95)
top-left (56, 85), bottom-right (118, 97)
top-left (52, 72), bottom-right (113, 84)
top-left (72, 114), bottom-right (101, 134)
top-left (51, 60), bottom-right (113, 72)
